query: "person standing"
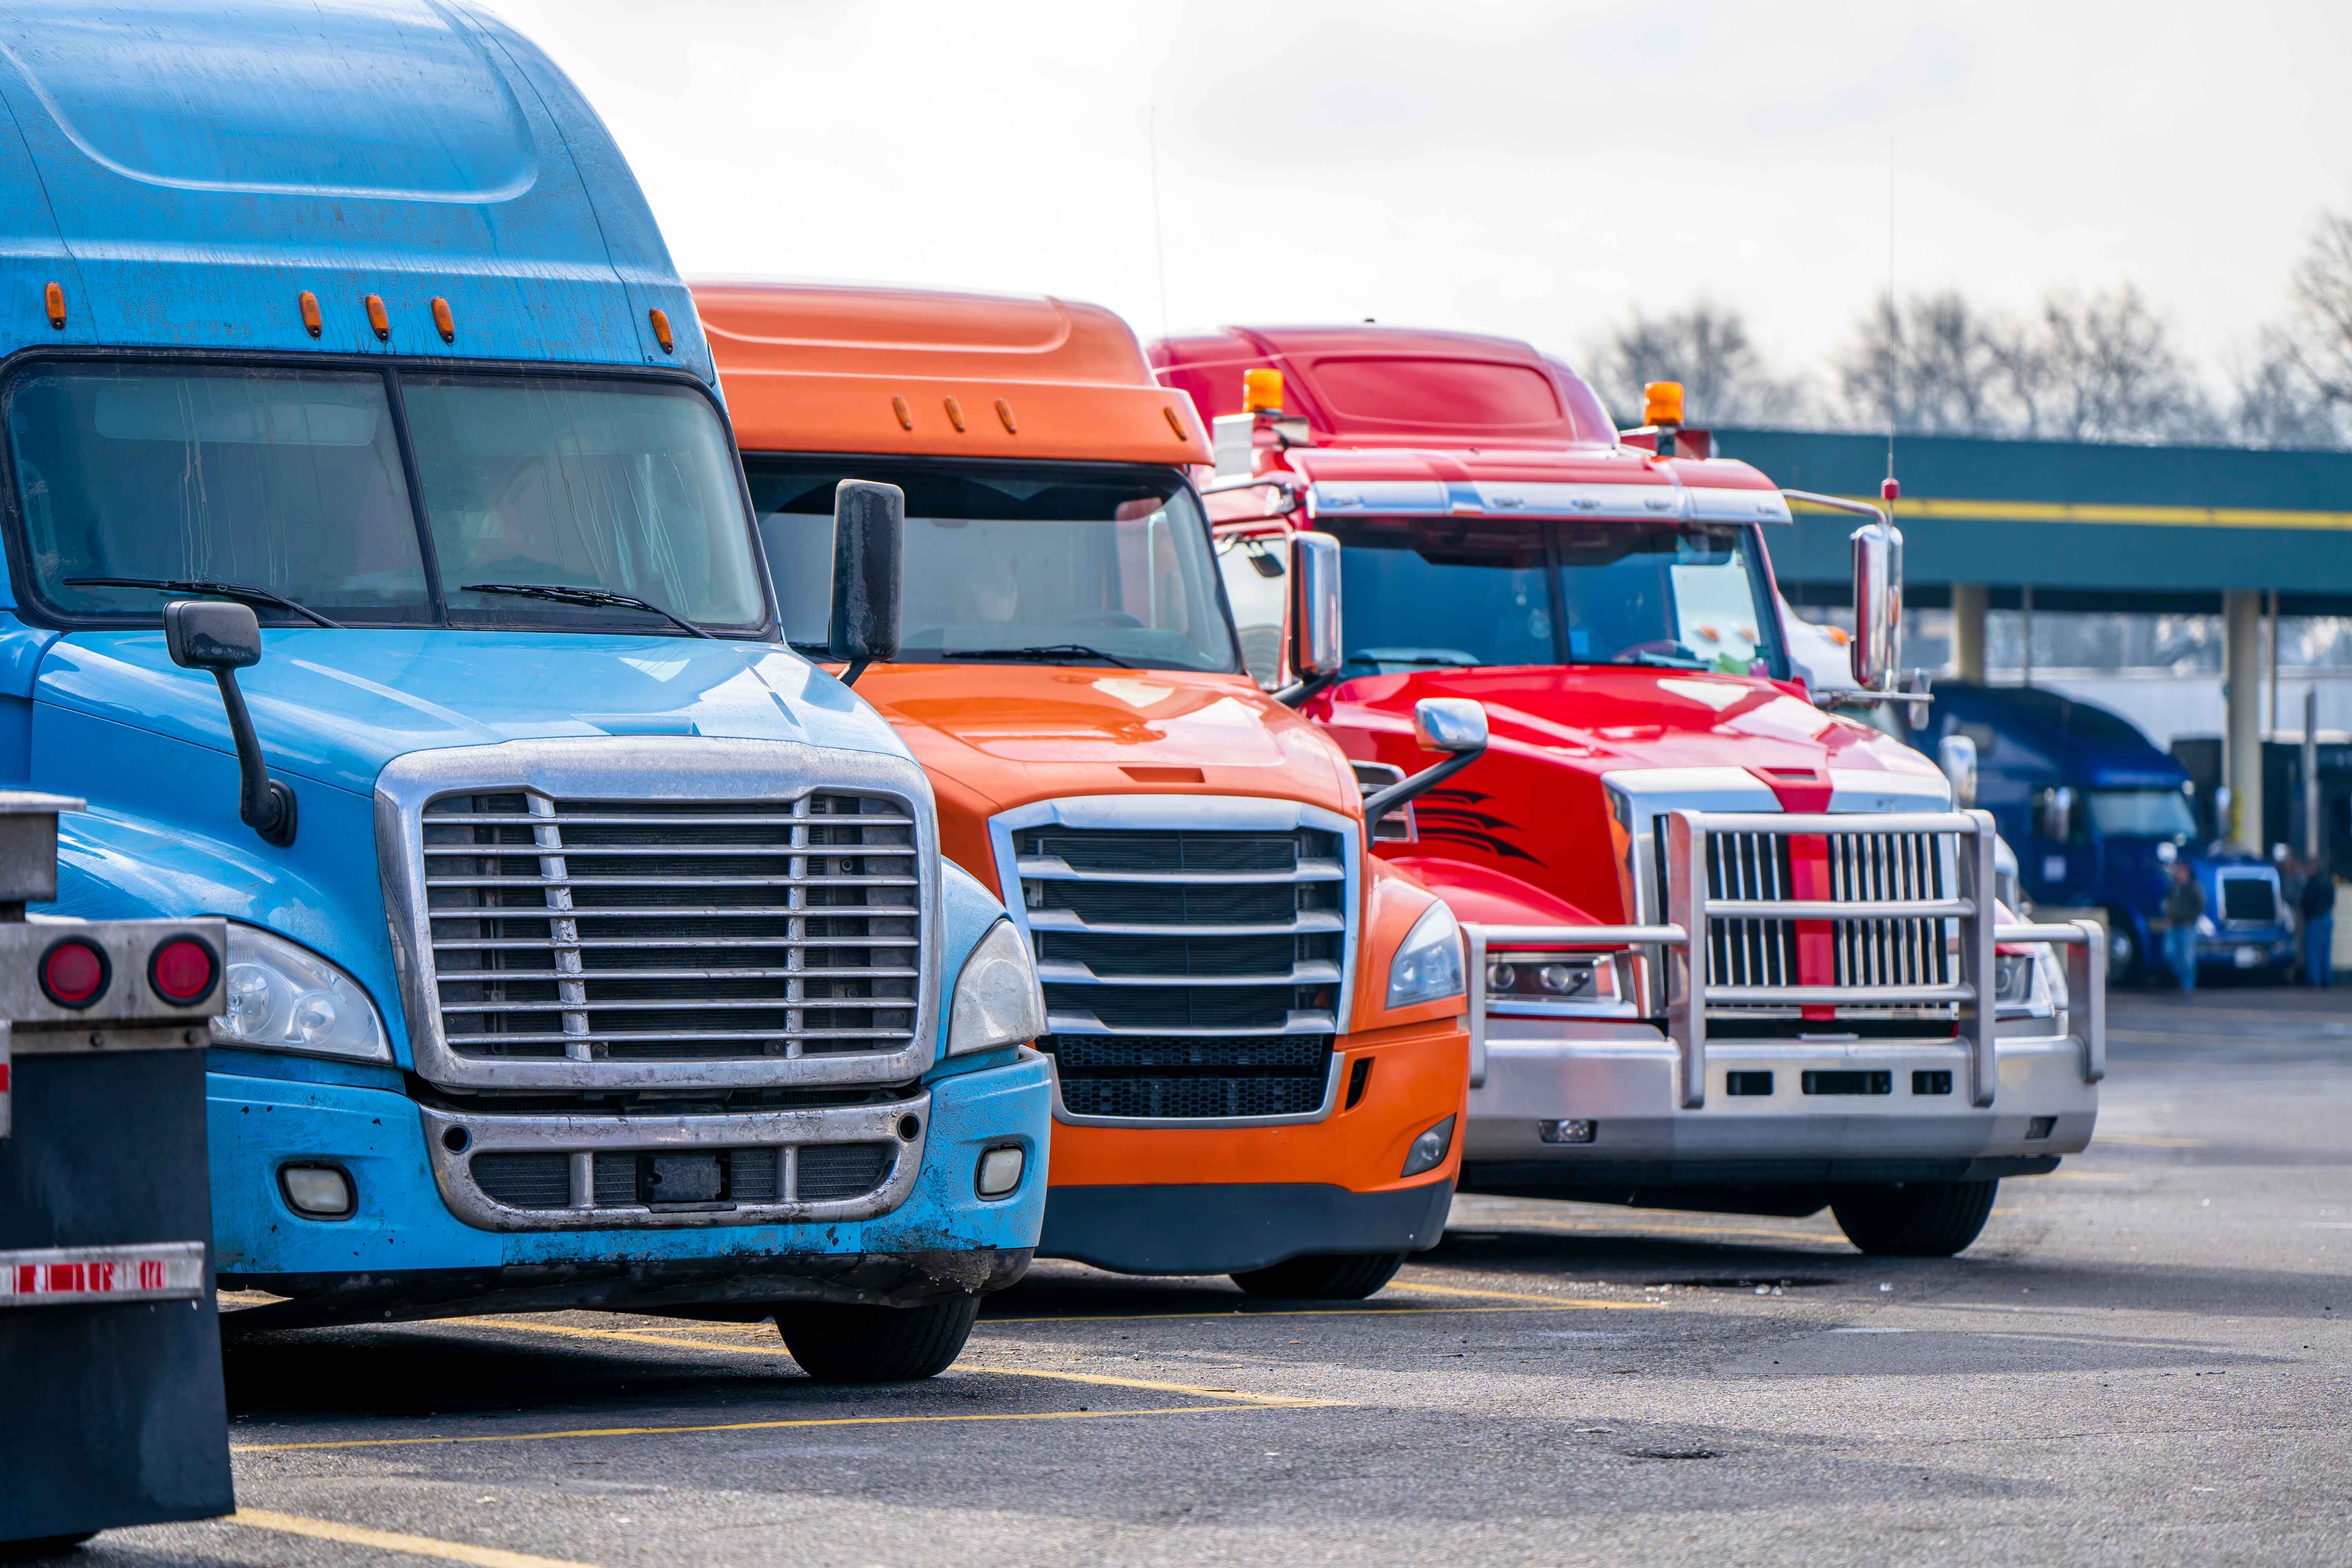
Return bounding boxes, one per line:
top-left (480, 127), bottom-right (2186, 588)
top-left (2161, 860), bottom-right (2205, 993)
top-left (2299, 857), bottom-right (2336, 989)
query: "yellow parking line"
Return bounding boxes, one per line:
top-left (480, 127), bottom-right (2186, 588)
top-left (2094, 1134), bottom-right (2208, 1148)
top-left (985, 1302), bottom-right (1646, 1324)
top-left (1390, 1279), bottom-right (1664, 1309)
top-left (466, 1316), bottom-right (1346, 1407)
top-left (229, 1508), bottom-right (601, 1567)
top-left (1452, 1214), bottom-right (1844, 1246)
top-left (232, 1405), bottom-right (1274, 1455)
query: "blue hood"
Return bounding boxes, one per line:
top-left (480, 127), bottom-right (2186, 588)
top-left (34, 628), bottom-right (908, 796)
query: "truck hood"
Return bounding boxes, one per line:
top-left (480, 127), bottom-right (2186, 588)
top-left (1325, 665), bottom-right (1942, 785)
top-left (31, 628), bottom-right (907, 797)
top-left (849, 663), bottom-right (1359, 816)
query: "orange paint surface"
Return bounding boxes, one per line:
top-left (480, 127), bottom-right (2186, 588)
top-left (703, 280), bottom-right (1469, 1203)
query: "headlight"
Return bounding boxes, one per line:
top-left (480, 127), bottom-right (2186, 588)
top-left (1387, 901), bottom-right (1465, 1009)
top-left (947, 918), bottom-right (1045, 1056)
top-left (212, 923), bottom-right (391, 1062)
top-left (1993, 951), bottom-right (2035, 1006)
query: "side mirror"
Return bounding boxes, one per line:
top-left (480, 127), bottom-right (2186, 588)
top-left (1849, 519), bottom-right (1904, 690)
top-left (163, 599), bottom-right (294, 848)
top-left (829, 479), bottom-right (904, 686)
top-left (1363, 698), bottom-right (1491, 831)
top-left (1290, 531), bottom-right (1342, 681)
top-left (2037, 784), bottom-right (2077, 844)
top-left (1937, 734), bottom-right (1979, 809)
top-left (1414, 696), bottom-right (1488, 754)
top-left (163, 598), bottom-right (261, 671)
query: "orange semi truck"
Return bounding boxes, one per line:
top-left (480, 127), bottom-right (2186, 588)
top-left (697, 282), bottom-right (1473, 1297)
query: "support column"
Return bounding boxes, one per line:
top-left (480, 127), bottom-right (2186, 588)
top-left (1950, 583), bottom-right (1987, 684)
top-left (2223, 589), bottom-right (2264, 853)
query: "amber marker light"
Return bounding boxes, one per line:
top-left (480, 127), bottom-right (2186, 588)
top-left (995, 398), bottom-right (1018, 434)
top-left (1163, 405), bottom-right (1188, 439)
top-left (1241, 367), bottom-right (1284, 413)
top-left (431, 296), bottom-right (455, 343)
top-left (1643, 381), bottom-right (1684, 427)
top-left (892, 396), bottom-right (914, 431)
top-left (364, 293), bottom-right (390, 341)
top-left (944, 397), bottom-right (967, 433)
top-left (648, 307), bottom-right (674, 354)
top-left (298, 290), bottom-right (321, 338)
top-left (43, 280), bottom-right (64, 330)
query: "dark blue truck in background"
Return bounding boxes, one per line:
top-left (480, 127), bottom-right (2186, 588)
top-left (1911, 685), bottom-right (2295, 984)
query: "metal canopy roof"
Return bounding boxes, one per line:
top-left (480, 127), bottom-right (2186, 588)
top-left (1722, 427), bottom-right (2352, 610)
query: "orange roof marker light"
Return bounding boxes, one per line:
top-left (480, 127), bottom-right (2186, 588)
top-left (943, 396), bottom-right (966, 433)
top-left (891, 395), bottom-right (914, 431)
top-left (297, 290), bottom-right (321, 338)
top-left (648, 307), bottom-right (673, 354)
top-left (1642, 381), bottom-right (1684, 428)
top-left (1163, 404), bottom-right (1189, 440)
top-left (43, 280), bottom-right (63, 330)
top-left (364, 293), bottom-right (390, 342)
top-left (1241, 366), bottom-right (1284, 414)
top-left (430, 296), bottom-right (455, 343)
top-left (995, 398), bottom-right (1017, 434)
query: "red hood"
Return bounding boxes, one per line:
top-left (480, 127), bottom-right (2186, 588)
top-left (1310, 666), bottom-right (1945, 922)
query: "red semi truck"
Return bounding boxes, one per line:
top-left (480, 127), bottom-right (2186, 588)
top-left (1154, 325), bottom-right (2105, 1256)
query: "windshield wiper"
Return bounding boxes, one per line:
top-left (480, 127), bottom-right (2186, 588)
top-left (1610, 649), bottom-right (1710, 670)
top-left (463, 583), bottom-right (717, 640)
top-left (939, 644), bottom-right (1133, 669)
top-left (65, 576), bottom-right (344, 629)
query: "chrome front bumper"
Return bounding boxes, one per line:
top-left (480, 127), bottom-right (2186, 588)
top-left (1463, 1016), bottom-right (2097, 1176)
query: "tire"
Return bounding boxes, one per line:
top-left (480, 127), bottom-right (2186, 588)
top-left (1830, 1180), bottom-right (1999, 1257)
top-left (774, 1295), bottom-right (980, 1383)
top-left (1230, 1251), bottom-right (1406, 1300)
top-left (0, 1535), bottom-right (98, 1562)
top-left (2104, 911), bottom-right (2141, 986)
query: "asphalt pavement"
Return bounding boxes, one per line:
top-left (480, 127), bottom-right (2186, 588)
top-left (71, 985), bottom-right (2352, 1567)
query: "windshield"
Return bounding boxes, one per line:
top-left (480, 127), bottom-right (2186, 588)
top-left (749, 457), bottom-right (1239, 673)
top-left (5, 363), bottom-right (764, 633)
top-left (2087, 788), bottom-right (2197, 840)
top-left (1328, 515), bottom-right (1786, 679)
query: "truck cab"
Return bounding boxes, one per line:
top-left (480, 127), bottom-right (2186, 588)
top-left (701, 283), bottom-right (1471, 1299)
top-left (0, 2), bottom-right (1051, 1381)
top-left (1157, 324), bottom-right (2105, 1258)
top-left (1916, 684), bottom-right (2294, 982)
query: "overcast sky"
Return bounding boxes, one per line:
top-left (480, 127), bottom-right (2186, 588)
top-left (488, 0), bottom-right (2352, 413)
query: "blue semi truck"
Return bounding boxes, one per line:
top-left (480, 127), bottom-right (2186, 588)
top-left (0, 1), bottom-right (1052, 1380)
top-left (1913, 685), bottom-right (2295, 984)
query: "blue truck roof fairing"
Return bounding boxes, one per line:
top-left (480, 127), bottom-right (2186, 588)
top-left (1924, 683), bottom-right (2190, 794)
top-left (0, 0), bottom-right (710, 377)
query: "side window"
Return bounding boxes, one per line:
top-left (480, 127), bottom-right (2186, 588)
top-left (1216, 530), bottom-right (1289, 689)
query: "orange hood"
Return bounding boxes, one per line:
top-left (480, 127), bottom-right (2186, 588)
top-left (849, 664), bottom-right (1362, 821)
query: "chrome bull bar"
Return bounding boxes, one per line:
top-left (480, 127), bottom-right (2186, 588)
top-left (1463, 808), bottom-right (2105, 1108)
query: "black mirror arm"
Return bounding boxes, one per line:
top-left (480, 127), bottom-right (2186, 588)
top-left (1272, 670), bottom-right (1338, 710)
top-left (1361, 744), bottom-right (1485, 831)
top-left (208, 667), bottom-right (297, 847)
top-left (840, 656), bottom-right (872, 688)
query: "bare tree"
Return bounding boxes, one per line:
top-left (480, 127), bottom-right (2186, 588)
top-left (2024, 287), bottom-right (2219, 443)
top-left (1834, 286), bottom-right (2218, 443)
top-left (2286, 207), bottom-right (2352, 404)
top-left (1833, 290), bottom-right (2011, 436)
top-left (2232, 332), bottom-right (2344, 449)
top-left (1587, 303), bottom-right (1809, 428)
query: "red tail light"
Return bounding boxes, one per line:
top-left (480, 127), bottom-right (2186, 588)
top-left (149, 936), bottom-right (220, 1007)
top-left (40, 938), bottom-right (110, 1008)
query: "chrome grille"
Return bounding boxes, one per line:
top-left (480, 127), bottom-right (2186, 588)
top-left (420, 791), bottom-right (920, 1063)
top-left (1657, 824), bottom-right (1952, 994)
top-left (1013, 819), bottom-right (1349, 1121)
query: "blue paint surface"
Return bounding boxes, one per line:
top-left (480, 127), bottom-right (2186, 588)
top-left (0, 3), bottom-right (1048, 1303)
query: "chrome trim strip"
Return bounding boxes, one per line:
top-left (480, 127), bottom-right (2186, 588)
top-left (377, 737), bottom-right (942, 1093)
top-left (418, 1094), bottom-right (928, 1232)
top-left (1041, 1050), bottom-right (1346, 1130)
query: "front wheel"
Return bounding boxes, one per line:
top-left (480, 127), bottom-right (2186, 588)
top-left (2104, 911), bottom-right (2142, 986)
top-left (0, 1535), bottom-right (98, 1563)
top-left (1230, 1252), bottom-right (1406, 1300)
top-left (775, 1296), bottom-right (981, 1382)
top-left (1830, 1180), bottom-right (1998, 1257)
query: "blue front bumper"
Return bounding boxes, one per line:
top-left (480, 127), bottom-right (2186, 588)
top-left (209, 1049), bottom-right (1051, 1327)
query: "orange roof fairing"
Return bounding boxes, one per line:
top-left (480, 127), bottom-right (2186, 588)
top-left (695, 281), bottom-right (1212, 465)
